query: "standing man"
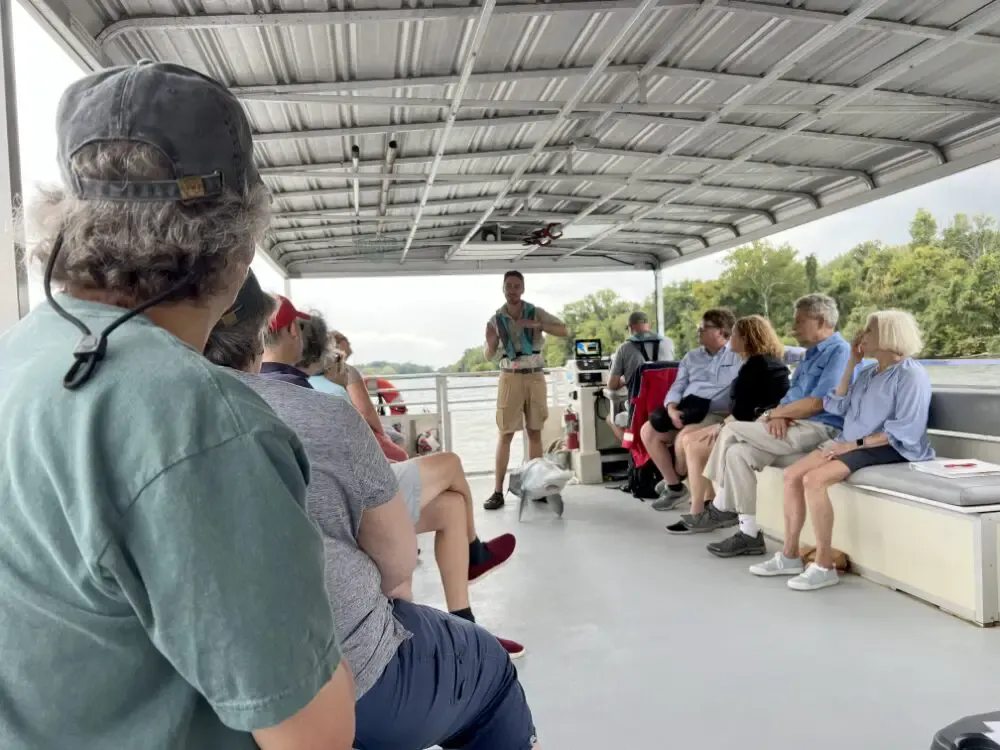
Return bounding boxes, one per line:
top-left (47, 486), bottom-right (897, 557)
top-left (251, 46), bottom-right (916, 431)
top-left (605, 311), bottom-right (675, 442)
top-left (483, 271), bottom-right (569, 510)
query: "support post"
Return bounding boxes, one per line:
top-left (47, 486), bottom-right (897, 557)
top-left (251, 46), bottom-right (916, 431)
top-left (435, 374), bottom-right (453, 453)
top-left (653, 265), bottom-right (665, 336)
top-left (0, 0), bottom-right (28, 334)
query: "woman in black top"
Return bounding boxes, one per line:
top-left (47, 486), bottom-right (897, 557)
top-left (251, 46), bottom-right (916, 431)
top-left (673, 315), bottom-right (791, 529)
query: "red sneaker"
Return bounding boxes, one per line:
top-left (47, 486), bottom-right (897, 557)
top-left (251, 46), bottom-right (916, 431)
top-left (469, 533), bottom-right (516, 585)
top-left (497, 636), bottom-right (525, 659)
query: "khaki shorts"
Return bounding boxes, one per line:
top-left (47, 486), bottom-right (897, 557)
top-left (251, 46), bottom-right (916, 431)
top-left (497, 371), bottom-right (548, 434)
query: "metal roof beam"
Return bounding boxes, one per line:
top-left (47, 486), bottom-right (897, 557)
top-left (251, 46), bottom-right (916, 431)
top-left (97, 0), bottom-right (668, 46)
top-left (242, 91), bottom-right (998, 114)
top-left (260, 110), bottom-right (930, 162)
top-left (400, 0), bottom-right (496, 263)
top-left (260, 144), bottom-right (870, 183)
top-left (253, 113), bottom-right (596, 142)
top-left (562, 0), bottom-right (1000, 258)
top-left (238, 64), bottom-right (997, 110)
top-left (268, 210), bottom-right (738, 241)
top-left (281, 240), bottom-right (677, 265)
top-left (270, 191), bottom-right (775, 221)
top-left (269, 172), bottom-right (817, 204)
top-left (96, 0), bottom-right (1000, 51)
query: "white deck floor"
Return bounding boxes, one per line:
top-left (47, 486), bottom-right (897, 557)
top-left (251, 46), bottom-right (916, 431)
top-left (412, 477), bottom-right (1000, 750)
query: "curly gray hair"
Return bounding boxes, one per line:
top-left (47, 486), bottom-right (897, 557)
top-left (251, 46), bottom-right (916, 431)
top-left (297, 312), bottom-right (330, 371)
top-left (26, 141), bottom-right (270, 304)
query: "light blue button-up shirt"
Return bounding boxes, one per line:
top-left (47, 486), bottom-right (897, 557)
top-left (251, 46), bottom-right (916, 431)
top-left (781, 332), bottom-right (851, 430)
top-left (308, 375), bottom-right (349, 400)
top-left (824, 358), bottom-right (935, 462)
top-left (665, 344), bottom-right (743, 414)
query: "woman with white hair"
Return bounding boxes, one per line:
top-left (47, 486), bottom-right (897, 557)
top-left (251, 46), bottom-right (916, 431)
top-left (751, 310), bottom-right (934, 591)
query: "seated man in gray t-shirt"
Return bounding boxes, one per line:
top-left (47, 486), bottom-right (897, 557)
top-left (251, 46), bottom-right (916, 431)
top-left (205, 277), bottom-right (541, 750)
top-left (606, 311), bottom-right (676, 441)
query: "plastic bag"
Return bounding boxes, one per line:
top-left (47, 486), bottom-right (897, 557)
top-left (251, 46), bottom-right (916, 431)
top-left (511, 457), bottom-right (574, 502)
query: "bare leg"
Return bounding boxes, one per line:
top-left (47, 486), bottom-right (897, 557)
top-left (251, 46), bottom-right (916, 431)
top-left (415, 490), bottom-right (470, 612)
top-left (640, 420), bottom-right (679, 484)
top-left (414, 453), bottom-right (476, 543)
top-left (686, 439), bottom-right (715, 514)
top-left (782, 451), bottom-right (829, 558)
top-left (606, 412), bottom-right (625, 443)
top-left (525, 428), bottom-right (543, 460)
top-left (803, 462), bottom-right (850, 569)
top-left (494, 432), bottom-right (515, 493)
top-left (673, 424), bottom-right (702, 478)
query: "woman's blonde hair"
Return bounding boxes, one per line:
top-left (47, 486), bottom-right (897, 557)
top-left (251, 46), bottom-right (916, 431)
top-left (733, 315), bottom-right (784, 359)
top-left (866, 310), bottom-right (924, 357)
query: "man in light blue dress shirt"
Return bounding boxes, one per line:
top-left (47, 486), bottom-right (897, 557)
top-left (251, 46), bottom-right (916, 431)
top-left (697, 295), bottom-right (851, 558)
top-left (640, 308), bottom-right (741, 510)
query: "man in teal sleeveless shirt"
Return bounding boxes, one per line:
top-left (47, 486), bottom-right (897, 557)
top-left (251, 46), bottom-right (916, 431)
top-left (483, 271), bottom-right (569, 510)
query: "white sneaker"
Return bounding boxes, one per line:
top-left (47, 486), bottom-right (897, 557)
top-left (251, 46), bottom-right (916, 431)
top-left (787, 563), bottom-right (840, 591)
top-left (749, 552), bottom-right (804, 577)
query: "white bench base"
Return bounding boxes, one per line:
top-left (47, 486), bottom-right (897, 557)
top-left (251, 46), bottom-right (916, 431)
top-left (755, 466), bottom-right (1000, 626)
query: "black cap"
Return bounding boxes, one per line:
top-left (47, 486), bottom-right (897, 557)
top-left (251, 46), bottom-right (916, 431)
top-left (218, 271), bottom-right (270, 329)
top-left (57, 60), bottom-right (260, 202)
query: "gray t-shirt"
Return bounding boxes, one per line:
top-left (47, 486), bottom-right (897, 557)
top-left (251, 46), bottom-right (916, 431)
top-left (610, 333), bottom-right (676, 389)
top-left (229, 371), bottom-right (408, 697)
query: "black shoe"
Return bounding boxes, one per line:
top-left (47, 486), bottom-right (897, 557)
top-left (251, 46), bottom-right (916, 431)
top-left (665, 520), bottom-right (690, 534)
top-left (706, 531), bottom-right (767, 558)
top-left (484, 492), bottom-right (505, 511)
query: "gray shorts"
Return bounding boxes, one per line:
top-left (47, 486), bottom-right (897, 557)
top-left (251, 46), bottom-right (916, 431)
top-left (391, 461), bottom-right (422, 523)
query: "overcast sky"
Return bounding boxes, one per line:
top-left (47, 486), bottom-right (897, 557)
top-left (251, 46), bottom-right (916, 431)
top-left (13, 4), bottom-right (1000, 367)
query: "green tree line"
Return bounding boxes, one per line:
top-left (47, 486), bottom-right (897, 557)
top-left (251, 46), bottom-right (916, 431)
top-left (358, 361), bottom-right (436, 376)
top-left (446, 209), bottom-right (1000, 371)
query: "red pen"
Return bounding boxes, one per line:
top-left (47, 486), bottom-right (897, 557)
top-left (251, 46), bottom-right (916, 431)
top-left (944, 462), bottom-right (977, 468)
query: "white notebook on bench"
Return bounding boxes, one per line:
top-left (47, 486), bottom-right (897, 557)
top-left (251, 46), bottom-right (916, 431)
top-left (911, 459), bottom-right (1000, 478)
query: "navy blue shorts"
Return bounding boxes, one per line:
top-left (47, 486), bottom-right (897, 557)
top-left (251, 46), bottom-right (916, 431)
top-left (355, 599), bottom-right (536, 750)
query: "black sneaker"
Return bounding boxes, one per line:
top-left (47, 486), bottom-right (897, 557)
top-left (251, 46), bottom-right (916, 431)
top-left (665, 520), bottom-right (690, 534)
top-left (706, 531), bottom-right (767, 558)
top-left (484, 492), bottom-right (505, 511)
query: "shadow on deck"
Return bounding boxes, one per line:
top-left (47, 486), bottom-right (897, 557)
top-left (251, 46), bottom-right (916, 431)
top-left (412, 478), bottom-right (1000, 750)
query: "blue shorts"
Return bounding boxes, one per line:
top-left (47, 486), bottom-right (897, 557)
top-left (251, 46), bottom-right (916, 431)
top-left (355, 599), bottom-right (536, 750)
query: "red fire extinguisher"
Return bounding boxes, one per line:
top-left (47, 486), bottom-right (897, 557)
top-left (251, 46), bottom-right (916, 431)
top-left (564, 407), bottom-right (580, 451)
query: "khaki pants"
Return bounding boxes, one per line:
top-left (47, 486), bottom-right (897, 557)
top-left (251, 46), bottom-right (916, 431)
top-left (496, 372), bottom-right (548, 434)
top-left (703, 420), bottom-right (837, 515)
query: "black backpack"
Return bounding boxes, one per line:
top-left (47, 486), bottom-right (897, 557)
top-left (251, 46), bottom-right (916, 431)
top-left (627, 455), bottom-right (662, 500)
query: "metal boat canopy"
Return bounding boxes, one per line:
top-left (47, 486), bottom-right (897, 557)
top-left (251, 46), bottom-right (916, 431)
top-left (12, 0), bottom-right (1000, 280)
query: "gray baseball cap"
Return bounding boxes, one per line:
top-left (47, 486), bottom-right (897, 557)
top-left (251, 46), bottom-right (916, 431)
top-left (56, 60), bottom-right (260, 202)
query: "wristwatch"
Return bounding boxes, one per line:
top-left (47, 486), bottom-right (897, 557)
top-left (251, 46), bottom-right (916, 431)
top-left (856, 438), bottom-right (865, 447)
top-left (760, 410), bottom-right (771, 421)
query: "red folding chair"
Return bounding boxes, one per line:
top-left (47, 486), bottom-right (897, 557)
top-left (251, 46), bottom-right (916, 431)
top-left (623, 363), bottom-right (678, 472)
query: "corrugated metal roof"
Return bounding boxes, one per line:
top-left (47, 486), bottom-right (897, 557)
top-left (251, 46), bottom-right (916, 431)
top-left (23, 0), bottom-right (1000, 276)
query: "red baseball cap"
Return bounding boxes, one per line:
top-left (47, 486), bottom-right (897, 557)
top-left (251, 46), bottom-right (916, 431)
top-left (269, 295), bottom-right (311, 333)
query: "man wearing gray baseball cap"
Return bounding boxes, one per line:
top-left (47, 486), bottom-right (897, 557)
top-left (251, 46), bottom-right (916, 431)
top-left (0, 61), bottom-right (354, 749)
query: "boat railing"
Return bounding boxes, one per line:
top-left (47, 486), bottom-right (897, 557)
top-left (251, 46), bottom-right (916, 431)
top-left (364, 369), bottom-right (569, 464)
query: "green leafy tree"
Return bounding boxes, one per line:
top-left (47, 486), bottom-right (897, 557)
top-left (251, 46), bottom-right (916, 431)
top-left (543, 289), bottom-right (635, 366)
top-left (715, 241), bottom-right (807, 333)
top-left (909, 208), bottom-right (938, 248)
top-left (805, 253), bottom-right (819, 292)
